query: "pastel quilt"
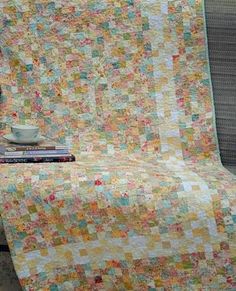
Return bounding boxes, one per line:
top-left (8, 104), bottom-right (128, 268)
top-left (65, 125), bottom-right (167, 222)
top-left (0, 0), bottom-right (236, 290)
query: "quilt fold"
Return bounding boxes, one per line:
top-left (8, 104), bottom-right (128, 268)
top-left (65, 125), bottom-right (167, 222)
top-left (0, 0), bottom-right (236, 290)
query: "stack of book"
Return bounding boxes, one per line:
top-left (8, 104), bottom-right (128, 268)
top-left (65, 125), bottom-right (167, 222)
top-left (0, 138), bottom-right (75, 164)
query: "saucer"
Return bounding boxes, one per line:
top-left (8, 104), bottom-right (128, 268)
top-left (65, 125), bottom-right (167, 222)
top-left (3, 134), bottom-right (45, 145)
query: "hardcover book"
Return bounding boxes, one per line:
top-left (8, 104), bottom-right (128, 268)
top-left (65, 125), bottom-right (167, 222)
top-left (0, 154), bottom-right (76, 164)
top-left (0, 137), bottom-right (68, 154)
top-left (4, 149), bottom-right (69, 156)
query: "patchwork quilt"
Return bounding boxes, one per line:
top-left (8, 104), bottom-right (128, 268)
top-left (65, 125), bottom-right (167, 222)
top-left (0, 0), bottom-right (236, 290)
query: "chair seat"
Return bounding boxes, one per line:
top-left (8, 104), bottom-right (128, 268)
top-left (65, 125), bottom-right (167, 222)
top-left (1, 155), bottom-right (235, 289)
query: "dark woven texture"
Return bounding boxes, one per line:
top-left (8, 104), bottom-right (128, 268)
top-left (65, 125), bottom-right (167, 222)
top-left (205, 0), bottom-right (236, 166)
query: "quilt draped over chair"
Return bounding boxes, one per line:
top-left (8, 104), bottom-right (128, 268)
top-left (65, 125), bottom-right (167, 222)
top-left (0, 0), bottom-right (236, 289)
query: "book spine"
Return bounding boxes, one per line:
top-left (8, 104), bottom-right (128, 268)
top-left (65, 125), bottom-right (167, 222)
top-left (5, 149), bottom-right (69, 156)
top-left (2, 154), bottom-right (72, 158)
top-left (0, 155), bottom-right (75, 164)
top-left (5, 146), bottom-right (67, 152)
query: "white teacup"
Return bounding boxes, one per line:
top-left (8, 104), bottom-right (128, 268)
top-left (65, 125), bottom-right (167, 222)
top-left (11, 124), bottom-right (40, 142)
